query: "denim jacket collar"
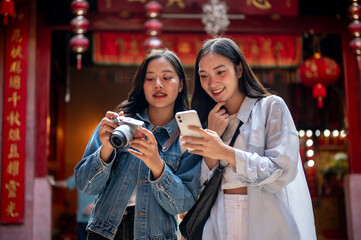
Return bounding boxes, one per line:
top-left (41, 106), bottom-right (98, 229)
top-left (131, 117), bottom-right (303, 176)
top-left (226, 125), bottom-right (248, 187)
top-left (136, 108), bottom-right (179, 137)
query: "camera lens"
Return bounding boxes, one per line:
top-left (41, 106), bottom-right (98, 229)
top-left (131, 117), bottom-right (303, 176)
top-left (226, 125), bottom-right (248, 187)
top-left (109, 125), bottom-right (133, 148)
top-left (109, 131), bottom-right (127, 148)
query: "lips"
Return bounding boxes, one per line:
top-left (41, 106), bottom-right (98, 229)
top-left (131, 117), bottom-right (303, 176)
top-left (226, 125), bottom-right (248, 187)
top-left (153, 91), bottom-right (167, 98)
top-left (211, 87), bottom-right (225, 96)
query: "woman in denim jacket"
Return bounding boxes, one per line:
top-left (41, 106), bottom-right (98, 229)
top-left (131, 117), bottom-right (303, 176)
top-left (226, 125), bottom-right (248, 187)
top-left (75, 50), bottom-right (201, 240)
top-left (181, 38), bottom-right (316, 240)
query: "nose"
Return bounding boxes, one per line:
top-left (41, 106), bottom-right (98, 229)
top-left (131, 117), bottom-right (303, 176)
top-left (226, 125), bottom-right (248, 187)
top-left (208, 75), bottom-right (218, 88)
top-left (154, 77), bottom-right (163, 89)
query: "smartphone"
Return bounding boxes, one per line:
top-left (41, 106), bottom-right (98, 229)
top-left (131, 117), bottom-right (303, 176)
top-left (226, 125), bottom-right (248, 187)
top-left (175, 110), bottom-right (202, 150)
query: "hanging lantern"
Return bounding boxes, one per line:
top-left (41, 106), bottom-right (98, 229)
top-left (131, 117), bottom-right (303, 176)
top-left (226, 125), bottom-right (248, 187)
top-left (144, 19), bottom-right (163, 37)
top-left (145, 1), bottom-right (162, 18)
top-left (70, 34), bottom-right (89, 70)
top-left (71, 0), bottom-right (89, 16)
top-left (298, 53), bottom-right (341, 108)
top-left (0, 0), bottom-right (14, 25)
top-left (144, 37), bottom-right (164, 52)
top-left (348, 2), bottom-right (361, 20)
top-left (70, 15), bottom-right (90, 34)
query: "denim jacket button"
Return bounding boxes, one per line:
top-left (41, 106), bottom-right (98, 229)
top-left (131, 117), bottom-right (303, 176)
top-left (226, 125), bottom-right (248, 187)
top-left (140, 179), bottom-right (149, 183)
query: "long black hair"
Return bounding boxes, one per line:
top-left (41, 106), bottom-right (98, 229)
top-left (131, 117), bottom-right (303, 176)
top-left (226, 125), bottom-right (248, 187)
top-left (191, 37), bottom-right (270, 125)
top-left (117, 49), bottom-right (189, 116)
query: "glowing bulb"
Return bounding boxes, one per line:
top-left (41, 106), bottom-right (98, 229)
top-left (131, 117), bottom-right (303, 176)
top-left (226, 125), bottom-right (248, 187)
top-left (324, 129), bottom-right (331, 137)
top-left (306, 130), bottom-right (313, 137)
top-left (306, 139), bottom-right (313, 147)
top-left (340, 130), bottom-right (347, 138)
top-left (307, 149), bottom-right (314, 157)
top-left (332, 130), bottom-right (339, 137)
top-left (315, 130), bottom-right (321, 137)
top-left (299, 130), bottom-right (305, 137)
top-left (307, 160), bottom-right (315, 167)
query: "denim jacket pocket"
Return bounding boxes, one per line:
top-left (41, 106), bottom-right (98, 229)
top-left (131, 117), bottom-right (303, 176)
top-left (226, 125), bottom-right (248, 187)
top-left (161, 152), bottom-right (181, 172)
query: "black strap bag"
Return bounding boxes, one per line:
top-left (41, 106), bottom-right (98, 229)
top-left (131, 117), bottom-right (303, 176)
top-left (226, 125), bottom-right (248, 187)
top-left (179, 121), bottom-right (243, 240)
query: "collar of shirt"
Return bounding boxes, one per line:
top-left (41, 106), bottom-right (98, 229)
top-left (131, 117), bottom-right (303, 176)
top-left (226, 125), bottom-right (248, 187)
top-left (237, 97), bottom-right (259, 124)
top-left (136, 108), bottom-right (178, 138)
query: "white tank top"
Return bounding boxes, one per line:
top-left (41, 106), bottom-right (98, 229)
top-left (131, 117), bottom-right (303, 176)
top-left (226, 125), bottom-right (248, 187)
top-left (220, 114), bottom-right (247, 189)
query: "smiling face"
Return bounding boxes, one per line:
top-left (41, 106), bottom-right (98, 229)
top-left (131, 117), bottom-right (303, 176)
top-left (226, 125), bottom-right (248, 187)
top-left (198, 52), bottom-right (244, 113)
top-left (143, 57), bottom-right (183, 113)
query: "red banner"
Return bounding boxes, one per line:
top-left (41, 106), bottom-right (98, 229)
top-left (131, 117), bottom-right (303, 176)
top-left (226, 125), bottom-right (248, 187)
top-left (97, 0), bottom-right (298, 16)
top-left (93, 33), bottom-right (302, 67)
top-left (1, 5), bottom-right (28, 224)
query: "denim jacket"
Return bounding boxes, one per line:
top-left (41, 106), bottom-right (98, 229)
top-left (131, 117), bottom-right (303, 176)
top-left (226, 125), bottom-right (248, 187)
top-left (75, 109), bottom-right (201, 240)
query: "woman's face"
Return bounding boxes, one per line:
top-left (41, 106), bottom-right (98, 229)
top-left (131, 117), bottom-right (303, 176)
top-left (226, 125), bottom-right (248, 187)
top-left (198, 52), bottom-right (243, 108)
top-left (143, 57), bottom-right (183, 112)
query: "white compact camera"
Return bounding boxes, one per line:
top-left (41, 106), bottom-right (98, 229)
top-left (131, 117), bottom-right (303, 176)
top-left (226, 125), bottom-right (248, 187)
top-left (109, 116), bottom-right (145, 148)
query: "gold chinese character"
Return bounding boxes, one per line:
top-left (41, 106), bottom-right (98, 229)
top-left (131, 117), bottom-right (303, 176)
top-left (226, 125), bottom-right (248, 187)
top-left (8, 91), bottom-right (21, 108)
top-left (5, 180), bottom-right (20, 198)
top-left (6, 202), bottom-right (19, 217)
top-left (9, 75), bottom-right (21, 89)
top-left (261, 39), bottom-right (272, 55)
top-left (7, 160), bottom-right (20, 176)
top-left (8, 144), bottom-right (20, 159)
top-left (166, 0), bottom-right (185, 8)
top-left (7, 111), bottom-right (21, 127)
top-left (11, 29), bottom-right (23, 43)
top-left (246, 0), bottom-right (272, 10)
top-left (10, 45), bottom-right (24, 59)
top-left (9, 128), bottom-right (21, 141)
top-left (9, 61), bottom-right (22, 74)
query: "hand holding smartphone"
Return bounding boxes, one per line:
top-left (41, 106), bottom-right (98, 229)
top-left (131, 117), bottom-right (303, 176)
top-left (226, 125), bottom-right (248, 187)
top-left (175, 110), bottom-right (202, 151)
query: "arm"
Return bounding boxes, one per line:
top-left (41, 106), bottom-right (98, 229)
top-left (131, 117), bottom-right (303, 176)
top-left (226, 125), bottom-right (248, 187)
top-left (182, 97), bottom-right (299, 193)
top-left (150, 151), bottom-right (202, 215)
top-left (74, 123), bottom-right (116, 195)
top-left (234, 98), bottom-right (299, 193)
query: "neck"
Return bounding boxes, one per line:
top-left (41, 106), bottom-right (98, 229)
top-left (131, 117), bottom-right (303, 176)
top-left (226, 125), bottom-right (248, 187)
top-left (225, 93), bottom-right (245, 115)
top-left (147, 107), bottom-right (174, 127)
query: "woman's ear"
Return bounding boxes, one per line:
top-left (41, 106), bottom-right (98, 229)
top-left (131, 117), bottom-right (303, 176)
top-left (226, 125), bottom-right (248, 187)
top-left (178, 80), bottom-right (184, 92)
top-left (236, 64), bottom-right (243, 78)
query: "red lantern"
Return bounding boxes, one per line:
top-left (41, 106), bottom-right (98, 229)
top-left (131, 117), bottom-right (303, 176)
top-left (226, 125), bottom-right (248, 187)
top-left (348, 2), bottom-right (361, 20)
top-left (0, 0), bottom-right (14, 25)
top-left (70, 15), bottom-right (90, 34)
top-left (298, 53), bottom-right (341, 108)
top-left (71, 0), bottom-right (89, 16)
top-left (144, 19), bottom-right (163, 36)
top-left (144, 37), bottom-right (164, 52)
top-left (70, 34), bottom-right (89, 69)
top-left (145, 1), bottom-right (162, 18)
top-left (349, 19), bottom-right (361, 37)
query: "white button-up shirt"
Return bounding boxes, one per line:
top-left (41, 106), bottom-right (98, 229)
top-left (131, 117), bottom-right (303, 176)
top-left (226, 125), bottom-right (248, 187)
top-left (201, 95), bottom-right (316, 240)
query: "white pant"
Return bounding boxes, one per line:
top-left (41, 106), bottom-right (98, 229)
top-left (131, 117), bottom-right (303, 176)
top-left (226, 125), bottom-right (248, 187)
top-left (224, 194), bottom-right (248, 240)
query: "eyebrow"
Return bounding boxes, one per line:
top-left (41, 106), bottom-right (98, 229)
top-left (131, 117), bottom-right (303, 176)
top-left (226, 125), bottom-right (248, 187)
top-left (146, 70), bottom-right (174, 74)
top-left (198, 64), bottom-right (226, 73)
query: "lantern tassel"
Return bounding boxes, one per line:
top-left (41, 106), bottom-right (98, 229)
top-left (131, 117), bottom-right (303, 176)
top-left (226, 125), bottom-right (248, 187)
top-left (317, 96), bottom-right (324, 108)
top-left (0, 0), bottom-right (15, 25)
top-left (76, 53), bottom-right (82, 70)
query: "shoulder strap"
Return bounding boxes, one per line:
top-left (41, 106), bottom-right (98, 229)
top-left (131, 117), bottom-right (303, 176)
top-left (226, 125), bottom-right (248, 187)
top-left (162, 128), bottom-right (180, 151)
top-left (229, 120), bottom-right (244, 147)
top-left (219, 120), bottom-right (243, 170)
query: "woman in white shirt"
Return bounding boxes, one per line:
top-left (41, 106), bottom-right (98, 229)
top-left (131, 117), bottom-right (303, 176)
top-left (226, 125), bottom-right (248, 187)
top-left (181, 37), bottom-right (316, 240)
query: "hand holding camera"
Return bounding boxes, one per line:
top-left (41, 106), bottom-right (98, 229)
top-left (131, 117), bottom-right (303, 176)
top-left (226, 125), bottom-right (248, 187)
top-left (109, 116), bottom-right (145, 149)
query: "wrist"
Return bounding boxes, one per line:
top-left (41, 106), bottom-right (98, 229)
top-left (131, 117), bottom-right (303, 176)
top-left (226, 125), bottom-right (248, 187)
top-left (152, 161), bottom-right (165, 180)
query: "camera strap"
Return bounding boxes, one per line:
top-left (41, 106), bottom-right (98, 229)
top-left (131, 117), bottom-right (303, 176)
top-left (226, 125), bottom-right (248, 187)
top-left (161, 127), bottom-right (180, 152)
